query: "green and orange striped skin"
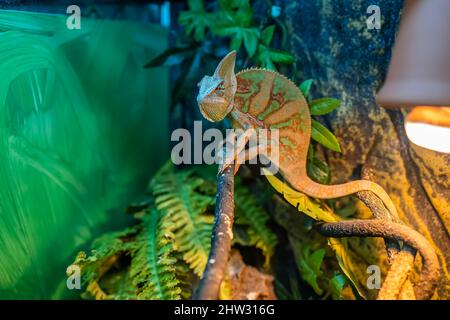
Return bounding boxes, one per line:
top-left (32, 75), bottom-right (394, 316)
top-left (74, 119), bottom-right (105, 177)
top-left (197, 51), bottom-right (398, 218)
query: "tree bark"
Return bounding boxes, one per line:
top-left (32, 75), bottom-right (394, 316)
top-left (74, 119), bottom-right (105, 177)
top-left (193, 165), bottom-right (235, 300)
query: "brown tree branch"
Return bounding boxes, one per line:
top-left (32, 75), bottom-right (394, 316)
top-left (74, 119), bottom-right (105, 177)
top-left (357, 152), bottom-right (418, 299)
top-left (315, 219), bottom-right (440, 300)
top-left (357, 187), bottom-right (417, 299)
top-left (193, 164), bottom-right (235, 300)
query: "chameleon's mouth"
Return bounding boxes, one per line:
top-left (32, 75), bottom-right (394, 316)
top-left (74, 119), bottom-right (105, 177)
top-left (198, 98), bottom-right (231, 122)
top-left (199, 105), bottom-right (216, 122)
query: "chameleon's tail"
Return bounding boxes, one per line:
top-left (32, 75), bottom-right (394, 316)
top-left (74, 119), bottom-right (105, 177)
top-left (293, 175), bottom-right (398, 218)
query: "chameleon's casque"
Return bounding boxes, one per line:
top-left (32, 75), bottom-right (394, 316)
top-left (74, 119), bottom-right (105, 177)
top-left (197, 51), bottom-right (237, 122)
top-left (197, 51), bottom-right (398, 218)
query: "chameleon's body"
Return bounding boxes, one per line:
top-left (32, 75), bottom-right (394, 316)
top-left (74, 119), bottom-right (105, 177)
top-left (197, 51), bottom-right (397, 218)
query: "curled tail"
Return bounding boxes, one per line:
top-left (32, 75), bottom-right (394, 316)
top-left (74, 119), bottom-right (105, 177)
top-left (292, 175), bottom-right (398, 219)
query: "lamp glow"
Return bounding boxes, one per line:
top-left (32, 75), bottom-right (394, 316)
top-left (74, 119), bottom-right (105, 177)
top-left (405, 106), bottom-right (450, 153)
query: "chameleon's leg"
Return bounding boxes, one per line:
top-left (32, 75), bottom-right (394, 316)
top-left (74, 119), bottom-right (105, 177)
top-left (232, 142), bottom-right (270, 174)
top-left (218, 128), bottom-right (256, 174)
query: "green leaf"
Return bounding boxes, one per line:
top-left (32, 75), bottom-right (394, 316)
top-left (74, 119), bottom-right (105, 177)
top-left (234, 178), bottom-right (278, 267)
top-left (328, 238), bottom-right (368, 299)
top-left (219, 0), bottom-right (251, 12)
top-left (178, 0), bottom-right (212, 42)
top-left (299, 79), bottom-right (313, 98)
top-left (296, 245), bottom-right (325, 295)
top-left (275, 277), bottom-right (303, 300)
top-left (151, 163), bottom-right (215, 276)
top-left (310, 98), bottom-right (341, 116)
top-left (261, 25), bottom-right (275, 46)
top-left (307, 144), bottom-right (314, 162)
top-left (311, 119), bottom-right (341, 152)
top-left (213, 25), bottom-right (259, 57)
top-left (263, 171), bottom-right (342, 223)
top-left (212, 25), bottom-right (236, 37)
top-left (230, 34), bottom-right (243, 51)
top-left (269, 49), bottom-right (295, 64)
top-left (264, 58), bottom-right (277, 71)
top-left (188, 0), bottom-right (204, 11)
top-left (329, 274), bottom-right (346, 300)
top-left (307, 157), bottom-right (331, 184)
top-left (131, 210), bottom-right (183, 300)
top-left (243, 28), bottom-right (259, 57)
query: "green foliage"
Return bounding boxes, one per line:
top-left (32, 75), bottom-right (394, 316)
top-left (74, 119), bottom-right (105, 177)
top-left (130, 209), bottom-right (183, 300)
top-left (70, 162), bottom-right (279, 300)
top-left (328, 238), bottom-right (369, 299)
top-left (299, 79), bottom-right (313, 98)
top-left (150, 164), bottom-right (215, 276)
top-left (307, 147), bottom-right (331, 185)
top-left (264, 170), bottom-right (341, 223)
top-left (310, 98), bottom-right (341, 116)
top-left (300, 80), bottom-right (342, 183)
top-left (254, 25), bottom-right (295, 70)
top-left (104, 0), bottom-right (348, 300)
top-left (147, 0), bottom-right (295, 76)
top-left (265, 171), bottom-right (373, 299)
top-left (234, 178), bottom-right (277, 267)
top-left (301, 81), bottom-right (343, 155)
top-left (329, 273), bottom-right (347, 300)
top-left (69, 226), bottom-right (140, 300)
top-left (70, 211), bottom-right (187, 300)
top-left (293, 244), bottom-right (326, 295)
top-left (275, 277), bottom-right (303, 300)
top-left (179, 0), bottom-right (212, 42)
top-left (311, 119), bottom-right (342, 152)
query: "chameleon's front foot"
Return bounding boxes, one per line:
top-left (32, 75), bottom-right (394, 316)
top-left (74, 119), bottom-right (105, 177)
top-left (217, 128), bottom-right (258, 176)
top-left (218, 138), bottom-right (271, 176)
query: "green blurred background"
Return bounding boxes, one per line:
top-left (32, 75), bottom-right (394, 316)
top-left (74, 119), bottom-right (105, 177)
top-left (0, 8), bottom-right (169, 299)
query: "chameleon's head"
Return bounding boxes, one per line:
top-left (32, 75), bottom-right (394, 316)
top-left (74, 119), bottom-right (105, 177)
top-left (197, 51), bottom-right (237, 122)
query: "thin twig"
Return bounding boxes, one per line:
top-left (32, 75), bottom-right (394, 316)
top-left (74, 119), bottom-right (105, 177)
top-left (193, 164), bottom-right (235, 300)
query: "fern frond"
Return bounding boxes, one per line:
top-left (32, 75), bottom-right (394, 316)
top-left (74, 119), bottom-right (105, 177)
top-left (172, 252), bottom-right (196, 299)
top-left (71, 209), bottom-right (187, 300)
top-left (86, 281), bottom-right (109, 300)
top-left (70, 226), bottom-right (139, 299)
top-left (234, 179), bottom-right (277, 266)
top-left (150, 164), bottom-right (215, 276)
top-left (130, 209), bottom-right (182, 300)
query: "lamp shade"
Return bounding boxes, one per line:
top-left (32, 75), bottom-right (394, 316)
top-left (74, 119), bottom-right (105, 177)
top-left (376, 0), bottom-right (450, 108)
